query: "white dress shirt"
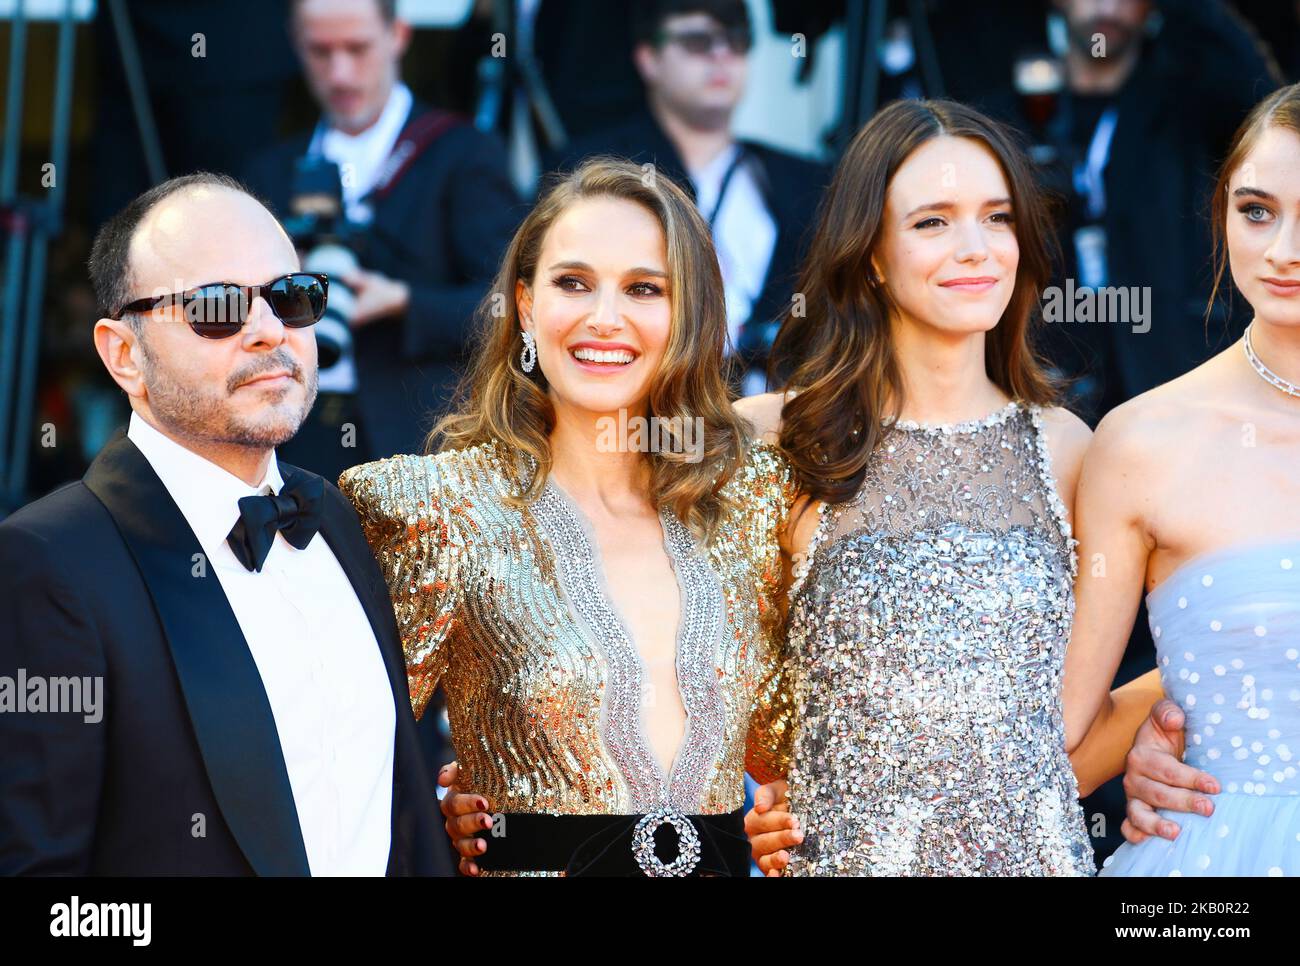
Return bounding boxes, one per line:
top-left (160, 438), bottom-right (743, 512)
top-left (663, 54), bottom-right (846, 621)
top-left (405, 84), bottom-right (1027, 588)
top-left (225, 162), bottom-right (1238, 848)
top-left (312, 82), bottom-right (414, 227)
top-left (689, 144), bottom-right (779, 360)
top-left (127, 413), bottom-right (395, 876)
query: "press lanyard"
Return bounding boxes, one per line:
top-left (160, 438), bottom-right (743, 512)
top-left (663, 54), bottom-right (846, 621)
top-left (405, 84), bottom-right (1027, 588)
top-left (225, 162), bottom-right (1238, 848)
top-left (705, 146), bottom-right (747, 229)
top-left (1073, 106), bottom-right (1119, 221)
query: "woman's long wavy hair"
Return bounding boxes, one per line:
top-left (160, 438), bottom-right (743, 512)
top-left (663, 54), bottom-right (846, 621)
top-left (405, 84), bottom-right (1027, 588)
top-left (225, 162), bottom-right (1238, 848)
top-left (428, 155), bottom-right (749, 541)
top-left (769, 98), bottom-right (1061, 505)
top-left (1207, 82), bottom-right (1300, 321)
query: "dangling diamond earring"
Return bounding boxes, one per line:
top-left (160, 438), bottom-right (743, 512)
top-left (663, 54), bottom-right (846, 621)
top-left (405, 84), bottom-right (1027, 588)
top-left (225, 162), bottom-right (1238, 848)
top-left (520, 329), bottom-right (537, 373)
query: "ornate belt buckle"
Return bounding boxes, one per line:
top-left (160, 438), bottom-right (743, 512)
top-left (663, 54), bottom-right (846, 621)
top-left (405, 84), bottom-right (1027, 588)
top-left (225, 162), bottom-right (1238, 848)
top-left (631, 806), bottom-right (702, 877)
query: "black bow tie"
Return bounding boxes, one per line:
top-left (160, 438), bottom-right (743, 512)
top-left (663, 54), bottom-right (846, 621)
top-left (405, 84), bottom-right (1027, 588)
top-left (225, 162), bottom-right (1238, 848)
top-left (225, 469), bottom-right (324, 572)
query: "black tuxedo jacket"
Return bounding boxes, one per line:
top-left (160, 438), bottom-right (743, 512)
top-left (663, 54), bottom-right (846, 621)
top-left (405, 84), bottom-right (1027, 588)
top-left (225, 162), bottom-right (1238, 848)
top-left (0, 432), bottom-right (449, 876)
top-left (242, 102), bottom-right (524, 458)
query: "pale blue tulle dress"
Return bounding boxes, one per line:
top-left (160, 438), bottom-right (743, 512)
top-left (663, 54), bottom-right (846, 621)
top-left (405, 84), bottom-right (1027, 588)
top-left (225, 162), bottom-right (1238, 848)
top-left (1100, 541), bottom-right (1300, 877)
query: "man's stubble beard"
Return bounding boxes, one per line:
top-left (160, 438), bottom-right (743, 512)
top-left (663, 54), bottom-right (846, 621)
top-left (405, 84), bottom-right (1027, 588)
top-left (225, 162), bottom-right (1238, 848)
top-left (139, 338), bottom-right (319, 451)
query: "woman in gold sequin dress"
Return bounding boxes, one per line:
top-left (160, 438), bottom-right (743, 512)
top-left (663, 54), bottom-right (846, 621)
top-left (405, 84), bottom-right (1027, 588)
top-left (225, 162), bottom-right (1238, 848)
top-left (737, 100), bottom-right (1168, 877)
top-left (338, 158), bottom-right (798, 876)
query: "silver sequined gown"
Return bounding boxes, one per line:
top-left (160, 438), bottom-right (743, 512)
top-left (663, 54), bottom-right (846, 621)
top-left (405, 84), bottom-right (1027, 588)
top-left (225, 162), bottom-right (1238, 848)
top-left (784, 402), bottom-right (1095, 876)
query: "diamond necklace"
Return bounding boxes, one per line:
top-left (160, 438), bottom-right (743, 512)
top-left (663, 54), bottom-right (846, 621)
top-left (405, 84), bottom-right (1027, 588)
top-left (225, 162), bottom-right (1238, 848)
top-left (1242, 323), bottom-right (1300, 399)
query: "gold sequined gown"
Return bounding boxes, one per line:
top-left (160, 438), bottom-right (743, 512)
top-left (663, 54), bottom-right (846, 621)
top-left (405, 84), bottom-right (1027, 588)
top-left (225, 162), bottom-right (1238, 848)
top-left (338, 438), bottom-right (797, 867)
top-left (783, 402), bottom-right (1095, 876)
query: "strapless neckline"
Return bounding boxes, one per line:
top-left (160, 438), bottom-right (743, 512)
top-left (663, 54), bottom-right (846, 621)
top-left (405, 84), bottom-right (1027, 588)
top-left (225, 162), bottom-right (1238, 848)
top-left (1146, 539), bottom-right (1300, 614)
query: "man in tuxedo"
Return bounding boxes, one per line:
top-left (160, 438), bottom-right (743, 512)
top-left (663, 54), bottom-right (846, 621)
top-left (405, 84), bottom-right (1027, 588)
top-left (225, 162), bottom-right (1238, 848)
top-left (0, 172), bottom-right (449, 876)
top-left (242, 0), bottom-right (520, 480)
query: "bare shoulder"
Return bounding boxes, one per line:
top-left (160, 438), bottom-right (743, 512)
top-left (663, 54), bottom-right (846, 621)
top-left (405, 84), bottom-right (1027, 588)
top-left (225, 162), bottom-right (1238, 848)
top-left (732, 391), bottom-right (789, 444)
top-left (1073, 387), bottom-right (1204, 538)
top-left (1074, 378), bottom-right (1215, 537)
top-left (1037, 405), bottom-right (1093, 462)
top-left (1088, 382), bottom-right (1191, 471)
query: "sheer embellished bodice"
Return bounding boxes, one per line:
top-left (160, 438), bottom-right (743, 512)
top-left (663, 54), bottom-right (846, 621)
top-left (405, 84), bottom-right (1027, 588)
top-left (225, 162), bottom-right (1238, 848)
top-left (784, 401), bottom-right (1095, 876)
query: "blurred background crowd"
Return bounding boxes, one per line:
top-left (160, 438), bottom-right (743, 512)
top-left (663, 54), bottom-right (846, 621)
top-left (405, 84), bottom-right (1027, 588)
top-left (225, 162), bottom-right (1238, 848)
top-left (0, 0), bottom-right (1292, 866)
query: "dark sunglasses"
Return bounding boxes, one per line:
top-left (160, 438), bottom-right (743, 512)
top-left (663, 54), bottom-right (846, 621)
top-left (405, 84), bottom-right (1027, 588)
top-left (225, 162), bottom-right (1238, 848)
top-left (656, 26), bottom-right (752, 56)
top-left (112, 272), bottom-right (329, 339)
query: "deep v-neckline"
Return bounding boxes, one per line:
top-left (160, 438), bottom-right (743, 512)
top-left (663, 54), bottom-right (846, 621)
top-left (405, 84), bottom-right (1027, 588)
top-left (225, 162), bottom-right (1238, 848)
top-left (543, 477), bottom-right (687, 785)
top-left (533, 473), bottom-right (727, 812)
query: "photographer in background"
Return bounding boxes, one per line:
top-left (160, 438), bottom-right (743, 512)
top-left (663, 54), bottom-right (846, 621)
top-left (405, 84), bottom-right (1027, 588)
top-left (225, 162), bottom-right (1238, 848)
top-left (244, 0), bottom-right (521, 480)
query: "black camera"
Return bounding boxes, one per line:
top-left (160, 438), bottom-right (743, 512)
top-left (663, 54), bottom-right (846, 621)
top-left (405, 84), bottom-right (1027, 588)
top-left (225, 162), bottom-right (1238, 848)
top-left (280, 156), bottom-right (365, 372)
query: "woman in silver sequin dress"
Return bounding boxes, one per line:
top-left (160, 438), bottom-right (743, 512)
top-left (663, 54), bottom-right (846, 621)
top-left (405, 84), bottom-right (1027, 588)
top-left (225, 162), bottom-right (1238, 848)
top-left (739, 99), bottom-right (1165, 876)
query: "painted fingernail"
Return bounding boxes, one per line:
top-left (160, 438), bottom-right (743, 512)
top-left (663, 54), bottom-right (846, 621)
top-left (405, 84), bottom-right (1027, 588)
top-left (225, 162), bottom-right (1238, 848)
top-left (792, 830), bottom-right (804, 843)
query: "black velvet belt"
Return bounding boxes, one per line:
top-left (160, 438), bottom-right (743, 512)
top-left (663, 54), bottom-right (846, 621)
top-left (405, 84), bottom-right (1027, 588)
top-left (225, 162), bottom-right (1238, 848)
top-left (471, 806), bottom-right (750, 876)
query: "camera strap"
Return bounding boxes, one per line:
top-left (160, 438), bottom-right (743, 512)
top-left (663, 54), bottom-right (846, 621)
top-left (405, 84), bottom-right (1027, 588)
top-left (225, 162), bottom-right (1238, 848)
top-left (365, 107), bottom-right (466, 203)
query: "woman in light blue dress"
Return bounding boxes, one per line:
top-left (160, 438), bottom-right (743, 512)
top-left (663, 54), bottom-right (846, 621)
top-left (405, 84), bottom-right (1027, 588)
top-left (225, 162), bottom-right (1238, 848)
top-left (1063, 83), bottom-right (1300, 877)
top-left (1100, 545), bottom-right (1300, 876)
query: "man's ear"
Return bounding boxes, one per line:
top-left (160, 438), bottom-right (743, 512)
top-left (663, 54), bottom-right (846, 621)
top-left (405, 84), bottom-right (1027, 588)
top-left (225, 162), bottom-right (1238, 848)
top-left (631, 42), bottom-right (659, 85)
top-left (393, 17), bottom-right (413, 56)
top-left (94, 318), bottom-right (149, 401)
